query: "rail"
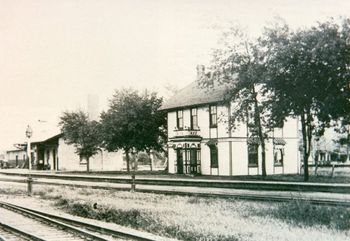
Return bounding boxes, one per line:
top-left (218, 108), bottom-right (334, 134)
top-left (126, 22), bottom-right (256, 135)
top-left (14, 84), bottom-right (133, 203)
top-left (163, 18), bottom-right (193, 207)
top-left (0, 201), bottom-right (170, 241)
top-left (2, 172), bottom-right (350, 193)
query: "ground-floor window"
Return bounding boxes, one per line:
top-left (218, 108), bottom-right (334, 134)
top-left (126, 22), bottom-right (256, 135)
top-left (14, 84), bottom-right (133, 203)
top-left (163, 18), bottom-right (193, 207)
top-left (79, 155), bottom-right (87, 164)
top-left (248, 144), bottom-right (259, 167)
top-left (273, 138), bottom-right (286, 167)
top-left (210, 145), bottom-right (218, 168)
top-left (274, 146), bottom-right (284, 166)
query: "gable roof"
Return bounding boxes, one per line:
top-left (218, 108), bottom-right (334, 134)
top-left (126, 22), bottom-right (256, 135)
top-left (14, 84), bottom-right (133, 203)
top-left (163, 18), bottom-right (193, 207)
top-left (159, 81), bottom-right (230, 111)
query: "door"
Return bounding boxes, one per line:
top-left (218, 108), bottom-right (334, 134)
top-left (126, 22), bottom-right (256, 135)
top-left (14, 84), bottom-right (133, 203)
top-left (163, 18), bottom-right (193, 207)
top-left (53, 149), bottom-right (57, 170)
top-left (176, 149), bottom-right (183, 174)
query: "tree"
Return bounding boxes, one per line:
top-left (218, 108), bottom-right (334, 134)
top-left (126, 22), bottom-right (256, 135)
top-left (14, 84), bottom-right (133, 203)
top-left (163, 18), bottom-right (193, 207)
top-left (263, 19), bottom-right (350, 181)
top-left (59, 110), bottom-right (101, 172)
top-left (334, 122), bottom-right (350, 162)
top-left (100, 89), bottom-right (166, 172)
top-left (198, 29), bottom-right (271, 177)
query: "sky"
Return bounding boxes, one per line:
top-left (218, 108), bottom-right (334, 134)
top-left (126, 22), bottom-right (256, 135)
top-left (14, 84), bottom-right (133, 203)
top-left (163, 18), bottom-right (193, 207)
top-left (0, 0), bottom-right (349, 150)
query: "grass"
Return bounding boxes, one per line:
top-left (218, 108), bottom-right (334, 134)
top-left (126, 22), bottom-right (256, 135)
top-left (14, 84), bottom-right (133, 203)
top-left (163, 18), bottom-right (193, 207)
top-left (0, 184), bottom-right (349, 240)
top-left (217, 173), bottom-right (350, 183)
top-left (46, 188), bottom-right (241, 240)
top-left (258, 200), bottom-right (350, 230)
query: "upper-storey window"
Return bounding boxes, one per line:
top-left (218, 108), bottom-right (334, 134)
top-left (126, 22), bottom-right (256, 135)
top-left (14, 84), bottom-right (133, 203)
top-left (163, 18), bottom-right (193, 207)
top-left (209, 105), bottom-right (217, 128)
top-left (176, 110), bottom-right (183, 129)
top-left (190, 108), bottom-right (198, 130)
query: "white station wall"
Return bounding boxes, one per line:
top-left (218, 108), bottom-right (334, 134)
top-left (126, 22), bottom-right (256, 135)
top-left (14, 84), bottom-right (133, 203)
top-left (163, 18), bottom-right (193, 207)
top-left (166, 103), bottom-right (299, 176)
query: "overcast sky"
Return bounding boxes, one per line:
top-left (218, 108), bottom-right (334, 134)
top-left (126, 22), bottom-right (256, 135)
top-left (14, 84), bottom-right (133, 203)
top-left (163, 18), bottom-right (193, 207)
top-left (0, 0), bottom-right (349, 150)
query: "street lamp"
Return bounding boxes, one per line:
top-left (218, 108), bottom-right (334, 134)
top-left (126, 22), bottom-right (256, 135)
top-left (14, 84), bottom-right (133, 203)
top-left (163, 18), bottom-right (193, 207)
top-left (25, 125), bottom-right (33, 196)
top-left (131, 147), bottom-right (137, 192)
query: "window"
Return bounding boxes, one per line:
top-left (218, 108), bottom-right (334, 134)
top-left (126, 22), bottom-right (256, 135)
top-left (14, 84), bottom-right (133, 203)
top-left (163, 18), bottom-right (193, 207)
top-left (209, 105), bottom-right (217, 128)
top-left (176, 110), bottom-right (183, 129)
top-left (190, 108), bottom-right (198, 129)
top-left (248, 144), bottom-right (259, 167)
top-left (210, 145), bottom-right (218, 168)
top-left (80, 155), bottom-right (87, 164)
top-left (190, 149), bottom-right (197, 165)
top-left (274, 147), bottom-right (284, 166)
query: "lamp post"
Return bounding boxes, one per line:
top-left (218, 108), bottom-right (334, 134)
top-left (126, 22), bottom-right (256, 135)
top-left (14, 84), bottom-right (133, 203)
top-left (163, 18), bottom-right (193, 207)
top-left (131, 148), bottom-right (137, 192)
top-left (25, 125), bottom-right (33, 196)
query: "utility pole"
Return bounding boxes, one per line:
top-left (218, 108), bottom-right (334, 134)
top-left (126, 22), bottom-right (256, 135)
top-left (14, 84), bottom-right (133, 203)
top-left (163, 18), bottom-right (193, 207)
top-left (25, 125), bottom-right (33, 196)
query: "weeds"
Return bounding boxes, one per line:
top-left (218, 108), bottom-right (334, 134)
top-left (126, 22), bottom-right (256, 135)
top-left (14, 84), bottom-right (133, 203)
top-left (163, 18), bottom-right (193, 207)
top-left (53, 197), bottom-right (240, 240)
top-left (187, 196), bottom-right (201, 204)
top-left (56, 200), bottom-right (152, 227)
top-left (2, 185), bottom-right (349, 240)
top-left (0, 187), bottom-right (26, 195)
top-left (261, 200), bottom-right (350, 230)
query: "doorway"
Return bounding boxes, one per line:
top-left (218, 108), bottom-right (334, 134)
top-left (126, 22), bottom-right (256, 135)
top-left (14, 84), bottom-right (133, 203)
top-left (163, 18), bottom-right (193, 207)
top-left (176, 149), bottom-right (183, 174)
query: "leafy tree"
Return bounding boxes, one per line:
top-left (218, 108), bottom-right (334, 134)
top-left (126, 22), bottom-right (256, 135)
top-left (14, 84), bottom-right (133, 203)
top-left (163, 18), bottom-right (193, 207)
top-left (100, 89), bottom-right (166, 172)
top-left (198, 29), bottom-right (271, 177)
top-left (263, 19), bottom-right (350, 181)
top-left (334, 117), bottom-right (350, 162)
top-left (59, 110), bottom-right (101, 172)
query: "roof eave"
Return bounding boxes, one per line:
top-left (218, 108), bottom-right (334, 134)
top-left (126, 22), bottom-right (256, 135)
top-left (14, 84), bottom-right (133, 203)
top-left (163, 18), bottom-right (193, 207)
top-left (159, 100), bottom-right (229, 112)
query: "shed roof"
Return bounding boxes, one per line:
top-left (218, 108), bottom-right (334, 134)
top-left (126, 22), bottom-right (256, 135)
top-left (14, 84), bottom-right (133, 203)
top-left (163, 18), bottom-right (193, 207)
top-left (159, 81), bottom-right (231, 111)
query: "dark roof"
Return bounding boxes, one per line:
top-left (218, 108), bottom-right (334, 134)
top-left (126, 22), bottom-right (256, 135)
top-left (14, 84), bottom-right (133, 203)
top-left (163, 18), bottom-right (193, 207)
top-left (159, 81), bottom-right (230, 111)
top-left (42, 133), bottom-right (63, 143)
top-left (31, 133), bottom-right (62, 145)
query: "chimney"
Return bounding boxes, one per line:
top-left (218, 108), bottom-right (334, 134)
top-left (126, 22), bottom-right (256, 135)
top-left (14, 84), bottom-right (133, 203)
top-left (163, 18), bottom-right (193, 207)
top-left (196, 65), bottom-right (205, 81)
top-left (87, 94), bottom-right (99, 121)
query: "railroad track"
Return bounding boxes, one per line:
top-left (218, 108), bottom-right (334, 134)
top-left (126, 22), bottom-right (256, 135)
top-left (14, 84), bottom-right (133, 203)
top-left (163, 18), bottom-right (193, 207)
top-left (1, 178), bottom-right (350, 209)
top-left (0, 226), bottom-right (29, 241)
top-left (1, 173), bottom-right (350, 207)
top-left (2, 171), bottom-right (350, 193)
top-left (0, 201), bottom-right (169, 241)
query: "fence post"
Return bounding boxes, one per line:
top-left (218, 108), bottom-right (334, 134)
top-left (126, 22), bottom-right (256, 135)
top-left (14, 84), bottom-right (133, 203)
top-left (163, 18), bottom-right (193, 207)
top-left (27, 177), bottom-right (33, 196)
top-left (331, 164), bottom-right (335, 178)
top-left (131, 174), bottom-right (136, 192)
top-left (314, 162), bottom-right (318, 176)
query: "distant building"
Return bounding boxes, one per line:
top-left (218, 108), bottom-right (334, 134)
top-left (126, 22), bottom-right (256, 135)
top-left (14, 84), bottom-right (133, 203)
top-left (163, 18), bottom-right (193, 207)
top-left (5, 148), bottom-right (27, 168)
top-left (313, 128), bottom-right (350, 164)
top-left (6, 133), bottom-right (124, 172)
top-left (160, 81), bottom-right (300, 176)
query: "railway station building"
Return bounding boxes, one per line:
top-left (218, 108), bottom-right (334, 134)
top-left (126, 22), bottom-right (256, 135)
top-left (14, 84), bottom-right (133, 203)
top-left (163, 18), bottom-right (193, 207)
top-left (160, 81), bottom-right (300, 176)
top-left (6, 133), bottom-right (124, 172)
top-left (5, 148), bottom-right (27, 168)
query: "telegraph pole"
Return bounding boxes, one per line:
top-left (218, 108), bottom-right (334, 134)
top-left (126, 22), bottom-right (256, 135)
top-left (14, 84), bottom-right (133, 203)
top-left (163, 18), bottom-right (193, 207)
top-left (26, 125), bottom-right (33, 196)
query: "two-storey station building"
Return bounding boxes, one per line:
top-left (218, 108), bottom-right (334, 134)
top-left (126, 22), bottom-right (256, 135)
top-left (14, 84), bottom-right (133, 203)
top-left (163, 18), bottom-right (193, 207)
top-left (160, 81), bottom-right (300, 176)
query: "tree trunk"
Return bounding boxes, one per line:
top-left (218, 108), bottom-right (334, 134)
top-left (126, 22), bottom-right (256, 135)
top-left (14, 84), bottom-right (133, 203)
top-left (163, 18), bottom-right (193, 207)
top-left (252, 86), bottom-right (267, 177)
top-left (148, 150), bottom-right (153, 171)
top-left (86, 157), bottom-right (90, 173)
top-left (132, 152), bottom-right (137, 171)
top-left (300, 113), bottom-right (312, 182)
top-left (260, 140), bottom-right (267, 177)
top-left (125, 150), bottom-right (130, 173)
